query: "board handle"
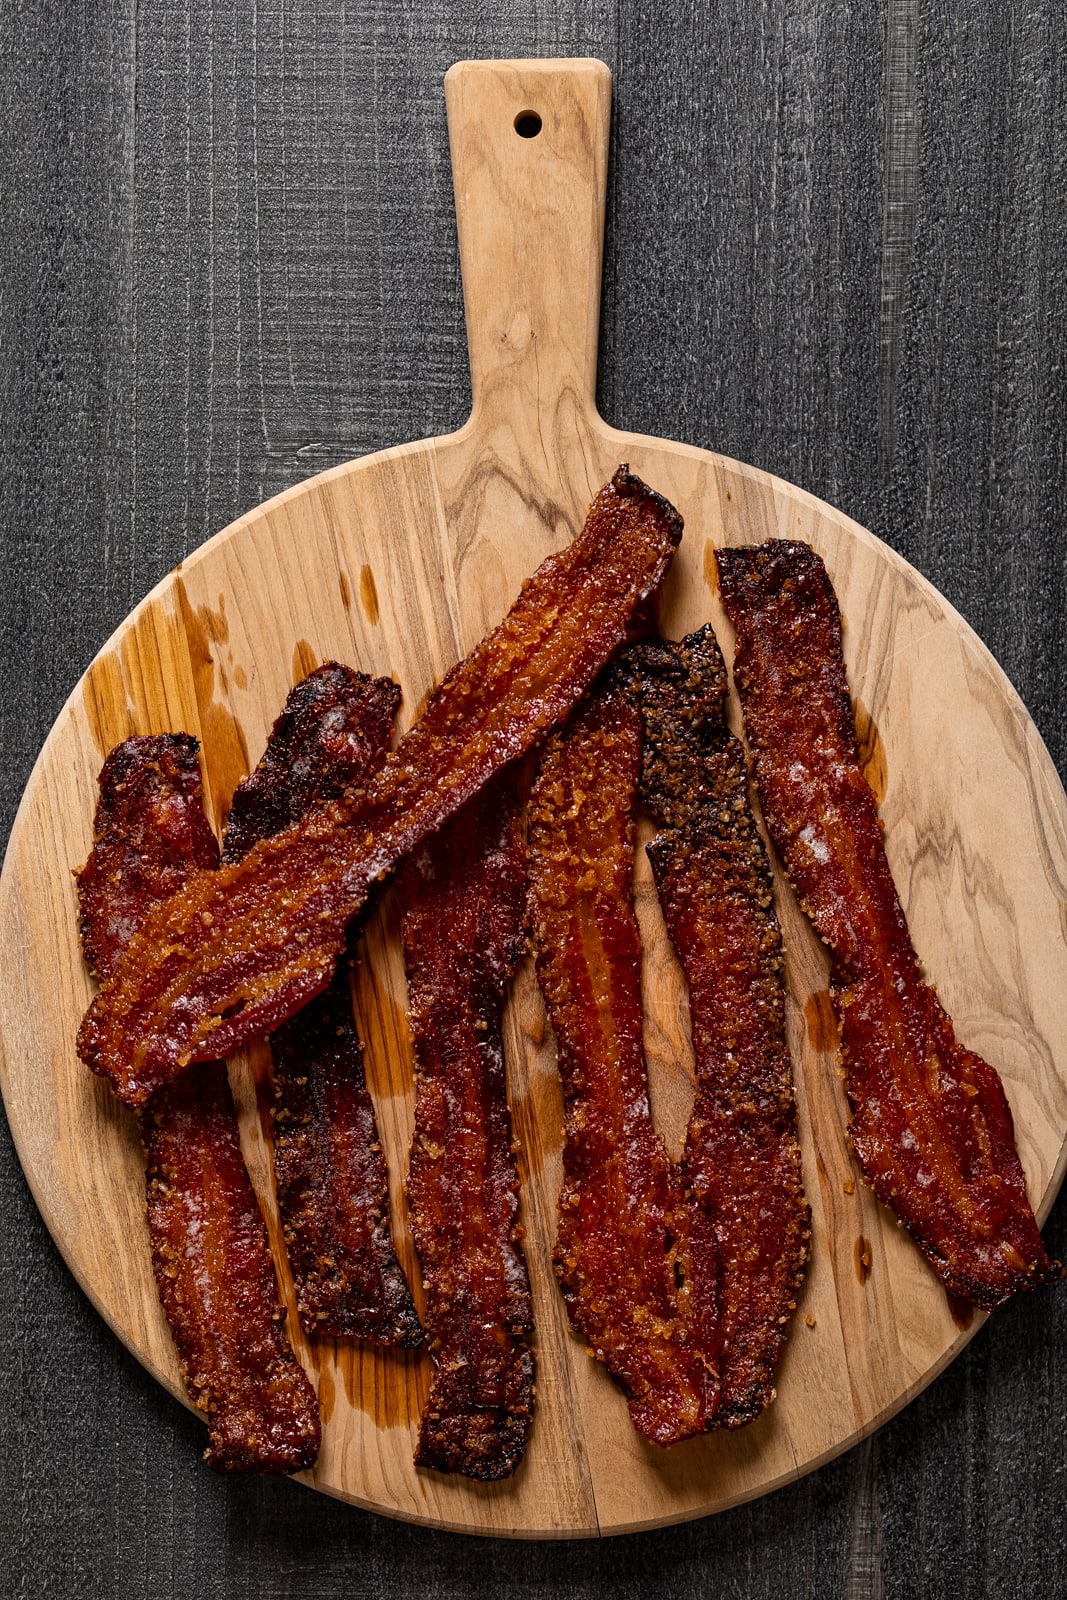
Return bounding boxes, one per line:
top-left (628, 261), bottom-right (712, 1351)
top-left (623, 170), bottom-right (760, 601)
top-left (445, 58), bottom-right (611, 434)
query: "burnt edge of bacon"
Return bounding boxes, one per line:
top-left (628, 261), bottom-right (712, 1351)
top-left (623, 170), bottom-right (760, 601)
top-left (716, 539), bottom-right (1061, 1311)
top-left (401, 777), bottom-right (534, 1479)
top-left (618, 630), bottom-right (810, 1428)
top-left (76, 734), bottom-right (320, 1473)
top-left (223, 664), bottom-right (423, 1346)
top-left (528, 684), bottom-right (721, 1446)
top-left (76, 466), bottom-right (684, 1107)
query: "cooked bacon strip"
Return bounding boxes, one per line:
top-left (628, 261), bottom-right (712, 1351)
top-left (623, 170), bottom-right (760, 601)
top-left (141, 1061), bottom-right (321, 1471)
top-left (717, 540), bottom-right (1060, 1310)
top-left (400, 779), bottom-right (533, 1479)
top-left (77, 735), bottom-right (220, 975)
top-left (268, 976), bottom-right (422, 1343)
top-left (78, 466), bottom-right (683, 1107)
top-left (223, 665), bottom-right (422, 1345)
top-left (76, 735), bottom-right (320, 1472)
top-left (528, 686), bottom-right (720, 1445)
top-left (221, 664), bottom-right (401, 864)
top-left (622, 631), bottom-right (809, 1428)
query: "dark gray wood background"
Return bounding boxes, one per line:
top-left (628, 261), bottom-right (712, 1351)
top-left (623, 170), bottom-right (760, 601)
top-left (1, 2), bottom-right (1064, 1595)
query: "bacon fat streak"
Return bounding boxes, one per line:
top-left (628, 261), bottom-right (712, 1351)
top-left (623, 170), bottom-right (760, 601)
top-left (528, 687), bottom-right (720, 1445)
top-left (401, 779), bottom-right (534, 1479)
top-left (78, 467), bottom-right (684, 1107)
top-left (76, 735), bottom-right (320, 1472)
top-left (717, 540), bottom-right (1059, 1310)
top-left (622, 631), bottom-right (810, 1428)
top-left (224, 665), bottom-right (422, 1345)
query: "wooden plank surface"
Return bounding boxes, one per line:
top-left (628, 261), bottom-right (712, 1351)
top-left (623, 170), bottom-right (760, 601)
top-left (1, 1), bottom-right (1064, 1594)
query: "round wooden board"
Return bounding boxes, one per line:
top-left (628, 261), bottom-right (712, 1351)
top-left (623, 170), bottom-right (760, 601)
top-left (2, 60), bottom-right (1067, 1538)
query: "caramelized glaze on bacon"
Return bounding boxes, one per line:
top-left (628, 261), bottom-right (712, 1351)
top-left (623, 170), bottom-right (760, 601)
top-left (717, 540), bottom-right (1060, 1310)
top-left (78, 466), bottom-right (684, 1107)
top-left (224, 665), bottom-right (422, 1345)
top-left (76, 735), bottom-right (320, 1472)
top-left (623, 631), bottom-right (809, 1428)
top-left (528, 687), bottom-right (720, 1445)
top-left (401, 779), bottom-right (534, 1479)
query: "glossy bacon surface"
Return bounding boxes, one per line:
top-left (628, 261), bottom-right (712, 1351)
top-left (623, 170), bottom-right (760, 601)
top-left (76, 735), bottom-right (320, 1472)
top-left (78, 466), bottom-right (683, 1107)
top-left (401, 779), bottom-right (534, 1479)
top-left (717, 540), bottom-right (1059, 1310)
top-left (623, 631), bottom-right (809, 1428)
top-left (528, 687), bottom-right (720, 1445)
top-left (224, 665), bottom-right (421, 1345)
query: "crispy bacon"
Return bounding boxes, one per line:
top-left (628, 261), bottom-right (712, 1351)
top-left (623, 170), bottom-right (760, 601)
top-left (268, 974), bottom-right (422, 1343)
top-left (400, 779), bottom-right (534, 1479)
top-left (717, 540), bottom-right (1060, 1310)
top-left (141, 1061), bottom-right (322, 1471)
top-left (76, 735), bottom-right (220, 981)
top-left (77, 467), bottom-right (683, 1107)
top-left (223, 665), bottom-right (422, 1345)
top-left (528, 686), bottom-right (720, 1445)
top-left (221, 665), bottom-right (401, 864)
top-left (76, 735), bottom-right (320, 1472)
top-left (622, 631), bottom-right (809, 1428)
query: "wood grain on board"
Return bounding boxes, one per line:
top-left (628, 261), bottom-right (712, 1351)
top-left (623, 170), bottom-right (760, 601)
top-left (1, 59), bottom-right (1065, 1541)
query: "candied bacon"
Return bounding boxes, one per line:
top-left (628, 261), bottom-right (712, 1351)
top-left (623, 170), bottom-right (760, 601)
top-left (622, 631), bottom-right (809, 1428)
top-left (76, 735), bottom-right (220, 981)
top-left (141, 1061), bottom-right (321, 1472)
top-left (221, 664), bottom-right (401, 864)
top-left (400, 778), bottom-right (534, 1479)
top-left (717, 540), bottom-right (1060, 1311)
top-left (528, 686), bottom-right (720, 1445)
top-left (223, 665), bottom-right (422, 1345)
top-left (76, 735), bottom-right (320, 1473)
top-left (267, 973), bottom-right (422, 1343)
top-left (77, 466), bottom-right (683, 1108)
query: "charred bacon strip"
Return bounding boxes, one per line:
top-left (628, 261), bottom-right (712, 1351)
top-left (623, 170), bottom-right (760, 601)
top-left (76, 736), bottom-right (320, 1472)
top-left (623, 631), bottom-right (809, 1428)
top-left (528, 687), bottom-right (720, 1445)
top-left (401, 779), bottom-right (534, 1479)
top-left (224, 665), bottom-right (421, 1345)
top-left (78, 466), bottom-right (684, 1107)
top-left (717, 540), bottom-right (1059, 1310)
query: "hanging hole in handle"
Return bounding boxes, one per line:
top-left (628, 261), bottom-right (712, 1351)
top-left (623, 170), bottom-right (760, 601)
top-left (514, 110), bottom-right (542, 139)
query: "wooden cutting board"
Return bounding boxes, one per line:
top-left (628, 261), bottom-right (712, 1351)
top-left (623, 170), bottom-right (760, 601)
top-left (2, 57), bottom-right (1066, 1538)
